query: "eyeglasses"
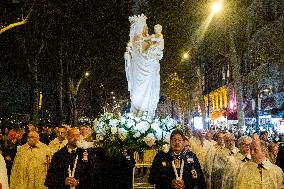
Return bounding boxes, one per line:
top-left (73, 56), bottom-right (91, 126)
top-left (241, 143), bottom-right (250, 146)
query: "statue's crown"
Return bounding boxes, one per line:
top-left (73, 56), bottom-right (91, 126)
top-left (129, 14), bottom-right (147, 24)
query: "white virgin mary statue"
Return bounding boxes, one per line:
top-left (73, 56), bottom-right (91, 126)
top-left (125, 14), bottom-right (164, 118)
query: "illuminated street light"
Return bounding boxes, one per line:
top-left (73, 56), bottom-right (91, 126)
top-left (211, 1), bottom-right (222, 14)
top-left (85, 71), bottom-right (90, 77)
top-left (112, 96), bottom-right (116, 99)
top-left (111, 91), bottom-right (114, 95)
top-left (183, 52), bottom-right (190, 60)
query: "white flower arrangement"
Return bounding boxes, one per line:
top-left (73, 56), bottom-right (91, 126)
top-left (93, 112), bottom-right (178, 156)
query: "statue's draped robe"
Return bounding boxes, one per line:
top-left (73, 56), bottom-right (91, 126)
top-left (126, 38), bottom-right (161, 117)
top-left (125, 19), bottom-right (163, 118)
top-left (0, 154), bottom-right (9, 189)
top-left (235, 159), bottom-right (284, 189)
top-left (10, 142), bottom-right (51, 189)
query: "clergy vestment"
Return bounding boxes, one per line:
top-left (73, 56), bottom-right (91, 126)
top-left (45, 146), bottom-right (104, 189)
top-left (235, 159), bottom-right (284, 189)
top-left (0, 154), bottom-right (9, 189)
top-left (204, 144), bottom-right (223, 189)
top-left (48, 138), bottom-right (68, 155)
top-left (220, 148), bottom-right (241, 189)
top-left (149, 150), bottom-right (205, 189)
top-left (10, 142), bottom-right (51, 189)
top-left (189, 138), bottom-right (207, 171)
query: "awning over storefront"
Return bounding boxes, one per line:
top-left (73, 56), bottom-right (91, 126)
top-left (210, 110), bottom-right (225, 120)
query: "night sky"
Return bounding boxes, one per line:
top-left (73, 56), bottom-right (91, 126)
top-left (0, 0), bottom-right (210, 121)
top-left (0, 0), bottom-right (134, 119)
top-left (1, 0), bottom-right (265, 123)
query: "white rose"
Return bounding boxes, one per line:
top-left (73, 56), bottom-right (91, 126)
top-left (127, 113), bottom-right (134, 119)
top-left (151, 122), bottom-right (160, 131)
top-left (135, 121), bottom-right (150, 133)
top-left (144, 133), bottom-right (156, 147)
top-left (133, 131), bottom-right (141, 138)
top-left (109, 119), bottom-right (119, 127)
top-left (120, 117), bottom-right (127, 124)
top-left (118, 128), bottom-right (128, 141)
top-left (127, 119), bottom-right (135, 127)
top-left (155, 128), bottom-right (163, 141)
top-left (134, 116), bottom-right (141, 122)
top-left (162, 144), bottom-right (170, 153)
top-left (110, 127), bottom-right (118, 135)
top-left (164, 132), bottom-right (171, 144)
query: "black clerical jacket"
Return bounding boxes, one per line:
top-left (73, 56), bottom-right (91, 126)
top-left (149, 150), bottom-right (205, 189)
top-left (45, 146), bottom-right (104, 189)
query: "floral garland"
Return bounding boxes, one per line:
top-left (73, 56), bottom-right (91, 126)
top-left (92, 112), bottom-right (179, 156)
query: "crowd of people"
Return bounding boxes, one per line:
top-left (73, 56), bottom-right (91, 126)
top-left (0, 123), bottom-right (283, 189)
top-left (188, 128), bottom-right (284, 189)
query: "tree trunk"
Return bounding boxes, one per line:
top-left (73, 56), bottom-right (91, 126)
top-left (229, 32), bottom-right (245, 131)
top-left (196, 63), bottom-right (207, 129)
top-left (24, 40), bottom-right (45, 125)
top-left (72, 96), bottom-right (78, 126)
top-left (67, 79), bottom-right (79, 126)
top-left (57, 44), bottom-right (64, 124)
top-left (67, 78), bottom-right (73, 125)
top-left (254, 84), bottom-right (260, 133)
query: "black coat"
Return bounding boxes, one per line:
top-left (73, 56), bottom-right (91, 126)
top-left (149, 150), bottom-right (205, 189)
top-left (45, 146), bottom-right (104, 189)
top-left (2, 143), bottom-right (18, 178)
top-left (276, 143), bottom-right (284, 172)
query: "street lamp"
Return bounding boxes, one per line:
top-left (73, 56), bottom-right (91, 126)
top-left (85, 71), bottom-right (90, 77)
top-left (183, 52), bottom-right (190, 60)
top-left (211, 1), bottom-right (222, 14)
top-left (68, 70), bottom-right (91, 126)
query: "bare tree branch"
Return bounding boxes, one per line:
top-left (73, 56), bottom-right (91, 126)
top-left (0, 1), bottom-right (36, 34)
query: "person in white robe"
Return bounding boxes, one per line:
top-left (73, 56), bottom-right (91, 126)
top-left (235, 136), bottom-right (252, 163)
top-left (48, 126), bottom-right (68, 155)
top-left (219, 133), bottom-right (239, 189)
top-left (10, 131), bottom-right (51, 189)
top-left (0, 154), bottom-right (9, 189)
top-left (235, 140), bottom-right (284, 189)
top-left (203, 130), bottom-right (216, 151)
top-left (204, 132), bottom-right (225, 189)
top-left (267, 142), bottom-right (278, 164)
top-left (189, 130), bottom-right (207, 171)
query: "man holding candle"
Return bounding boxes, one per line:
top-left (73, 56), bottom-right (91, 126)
top-left (149, 129), bottom-right (205, 189)
top-left (10, 131), bottom-right (51, 189)
top-left (45, 128), bottom-right (104, 189)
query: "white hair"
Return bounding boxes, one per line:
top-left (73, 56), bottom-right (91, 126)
top-left (224, 132), bottom-right (235, 140)
top-left (237, 135), bottom-right (252, 147)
